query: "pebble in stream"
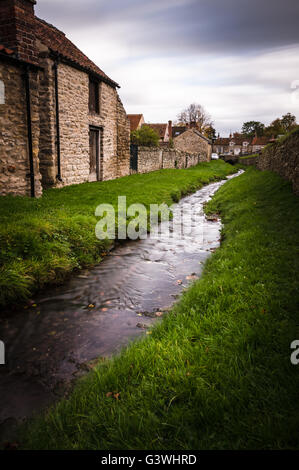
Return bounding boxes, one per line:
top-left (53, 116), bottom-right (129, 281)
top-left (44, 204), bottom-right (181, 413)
top-left (0, 172), bottom-right (241, 442)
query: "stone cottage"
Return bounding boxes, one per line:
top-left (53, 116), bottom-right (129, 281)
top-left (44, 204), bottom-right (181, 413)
top-left (173, 127), bottom-right (211, 162)
top-left (0, 0), bottom-right (130, 197)
top-left (251, 135), bottom-right (272, 153)
top-left (127, 114), bottom-right (145, 132)
top-left (214, 137), bottom-right (230, 155)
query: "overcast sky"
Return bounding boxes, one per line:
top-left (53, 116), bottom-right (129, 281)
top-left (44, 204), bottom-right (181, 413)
top-left (36, 0), bottom-right (299, 136)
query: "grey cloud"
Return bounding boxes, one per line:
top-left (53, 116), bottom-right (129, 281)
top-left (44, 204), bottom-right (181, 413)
top-left (35, 0), bottom-right (299, 135)
top-left (36, 0), bottom-right (299, 56)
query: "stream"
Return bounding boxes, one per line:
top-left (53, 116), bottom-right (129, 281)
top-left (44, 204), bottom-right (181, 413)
top-left (0, 172), bottom-right (241, 442)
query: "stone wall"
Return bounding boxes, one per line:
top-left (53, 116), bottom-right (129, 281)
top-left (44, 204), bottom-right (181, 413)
top-left (37, 53), bottom-right (56, 187)
top-left (239, 155), bottom-right (258, 166)
top-left (116, 95), bottom-right (130, 178)
top-left (173, 128), bottom-right (211, 162)
top-left (38, 60), bottom-right (130, 188)
top-left (55, 63), bottom-right (91, 186)
top-left (257, 130), bottom-right (299, 194)
top-left (0, 60), bottom-right (42, 196)
top-left (135, 146), bottom-right (200, 174)
top-left (0, 55), bottom-right (130, 196)
top-left (137, 147), bottom-right (162, 173)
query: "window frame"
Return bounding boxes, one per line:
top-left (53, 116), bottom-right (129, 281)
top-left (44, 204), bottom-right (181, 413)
top-left (89, 76), bottom-right (100, 115)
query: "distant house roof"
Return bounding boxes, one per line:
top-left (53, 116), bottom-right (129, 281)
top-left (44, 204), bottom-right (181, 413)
top-left (173, 127), bottom-right (211, 144)
top-left (251, 136), bottom-right (270, 146)
top-left (230, 137), bottom-right (251, 145)
top-left (172, 126), bottom-right (187, 138)
top-left (35, 18), bottom-right (119, 88)
top-left (127, 114), bottom-right (144, 132)
top-left (215, 137), bottom-right (230, 146)
top-left (144, 123), bottom-right (168, 139)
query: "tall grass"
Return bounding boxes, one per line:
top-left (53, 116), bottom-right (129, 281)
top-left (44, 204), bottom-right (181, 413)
top-left (0, 161), bottom-right (236, 308)
top-left (21, 168), bottom-right (299, 450)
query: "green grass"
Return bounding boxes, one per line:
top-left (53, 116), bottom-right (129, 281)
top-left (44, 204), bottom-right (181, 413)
top-left (0, 160), bottom-right (235, 308)
top-left (21, 167), bottom-right (299, 450)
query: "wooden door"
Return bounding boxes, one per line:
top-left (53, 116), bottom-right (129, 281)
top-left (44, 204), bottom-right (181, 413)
top-left (89, 127), bottom-right (99, 181)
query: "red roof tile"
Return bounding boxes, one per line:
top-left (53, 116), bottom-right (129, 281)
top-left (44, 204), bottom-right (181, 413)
top-left (35, 18), bottom-right (119, 87)
top-left (127, 114), bottom-right (144, 132)
top-left (144, 123), bottom-right (168, 139)
top-left (251, 136), bottom-right (270, 146)
top-left (230, 137), bottom-right (251, 145)
top-left (215, 138), bottom-right (230, 145)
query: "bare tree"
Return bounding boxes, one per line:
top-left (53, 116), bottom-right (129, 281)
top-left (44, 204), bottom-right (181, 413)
top-left (177, 103), bottom-right (213, 133)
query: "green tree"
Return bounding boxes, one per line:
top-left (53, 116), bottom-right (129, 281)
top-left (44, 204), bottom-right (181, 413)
top-left (131, 125), bottom-right (160, 147)
top-left (241, 121), bottom-right (265, 137)
top-left (280, 113), bottom-right (297, 133)
top-left (264, 113), bottom-right (297, 137)
top-left (264, 118), bottom-right (284, 137)
top-left (204, 124), bottom-right (216, 139)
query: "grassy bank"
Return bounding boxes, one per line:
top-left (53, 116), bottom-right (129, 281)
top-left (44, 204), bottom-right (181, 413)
top-left (0, 160), bottom-right (235, 308)
top-left (21, 168), bottom-right (299, 450)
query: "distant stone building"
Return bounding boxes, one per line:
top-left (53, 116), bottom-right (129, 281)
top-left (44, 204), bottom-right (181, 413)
top-left (0, 0), bottom-right (130, 197)
top-left (215, 133), bottom-right (252, 156)
top-left (127, 114), bottom-right (145, 132)
top-left (214, 137), bottom-right (230, 155)
top-left (215, 132), bottom-right (273, 156)
top-left (228, 134), bottom-right (252, 156)
top-left (173, 127), bottom-right (211, 162)
top-left (251, 135), bottom-right (271, 153)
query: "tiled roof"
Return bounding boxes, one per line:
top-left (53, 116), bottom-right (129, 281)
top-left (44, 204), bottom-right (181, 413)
top-left (231, 137), bottom-right (251, 145)
top-left (144, 123), bottom-right (167, 139)
top-left (251, 136), bottom-right (270, 146)
top-left (127, 114), bottom-right (144, 132)
top-left (215, 138), bottom-right (230, 145)
top-left (35, 17), bottom-right (119, 87)
top-left (172, 126), bottom-right (187, 137)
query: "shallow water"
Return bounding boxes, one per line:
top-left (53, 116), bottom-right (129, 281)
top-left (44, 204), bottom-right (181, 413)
top-left (0, 172), bottom-right (240, 441)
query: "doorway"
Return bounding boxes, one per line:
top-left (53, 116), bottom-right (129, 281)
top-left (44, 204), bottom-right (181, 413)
top-left (89, 126), bottom-right (102, 181)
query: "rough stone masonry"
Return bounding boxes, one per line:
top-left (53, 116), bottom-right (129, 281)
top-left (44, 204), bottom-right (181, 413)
top-left (0, 0), bottom-right (130, 197)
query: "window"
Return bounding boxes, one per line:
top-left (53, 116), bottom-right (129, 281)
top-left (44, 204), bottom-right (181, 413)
top-left (0, 80), bottom-right (4, 104)
top-left (89, 77), bottom-right (99, 114)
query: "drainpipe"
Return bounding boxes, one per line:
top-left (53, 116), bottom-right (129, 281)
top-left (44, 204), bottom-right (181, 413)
top-left (53, 59), bottom-right (62, 181)
top-left (24, 65), bottom-right (35, 198)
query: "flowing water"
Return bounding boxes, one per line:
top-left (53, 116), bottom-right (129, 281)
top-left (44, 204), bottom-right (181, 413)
top-left (0, 172), bottom-right (240, 442)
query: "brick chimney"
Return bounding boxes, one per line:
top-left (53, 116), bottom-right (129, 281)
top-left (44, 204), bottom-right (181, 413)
top-left (0, 0), bottom-right (38, 65)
